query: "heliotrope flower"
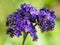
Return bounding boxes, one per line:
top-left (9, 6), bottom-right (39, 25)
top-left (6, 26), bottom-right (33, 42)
top-left (6, 3), bottom-right (38, 41)
top-left (6, 3), bottom-right (56, 45)
top-left (38, 7), bottom-right (56, 32)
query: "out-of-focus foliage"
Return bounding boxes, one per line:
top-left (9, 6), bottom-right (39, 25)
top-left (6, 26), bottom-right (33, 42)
top-left (0, 0), bottom-right (60, 45)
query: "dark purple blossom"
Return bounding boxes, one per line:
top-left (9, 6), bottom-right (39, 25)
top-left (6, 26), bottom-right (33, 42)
top-left (38, 7), bottom-right (56, 32)
top-left (6, 3), bottom-right (38, 41)
top-left (6, 3), bottom-right (56, 44)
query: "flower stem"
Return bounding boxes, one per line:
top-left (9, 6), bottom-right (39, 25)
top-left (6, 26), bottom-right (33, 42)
top-left (22, 32), bottom-right (28, 45)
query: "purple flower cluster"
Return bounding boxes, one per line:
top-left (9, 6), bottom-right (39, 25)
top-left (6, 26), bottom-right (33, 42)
top-left (6, 3), bottom-right (38, 41)
top-left (38, 8), bottom-right (56, 32)
top-left (6, 3), bottom-right (56, 41)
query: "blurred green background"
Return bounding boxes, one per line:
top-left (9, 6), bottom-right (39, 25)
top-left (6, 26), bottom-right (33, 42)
top-left (0, 0), bottom-right (60, 45)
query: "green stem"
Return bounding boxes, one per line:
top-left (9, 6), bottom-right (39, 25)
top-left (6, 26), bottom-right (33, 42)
top-left (22, 32), bottom-right (28, 45)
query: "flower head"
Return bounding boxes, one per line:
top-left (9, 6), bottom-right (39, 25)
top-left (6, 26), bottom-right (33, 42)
top-left (38, 7), bottom-right (56, 32)
top-left (6, 3), bottom-right (38, 41)
top-left (6, 3), bottom-right (56, 42)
